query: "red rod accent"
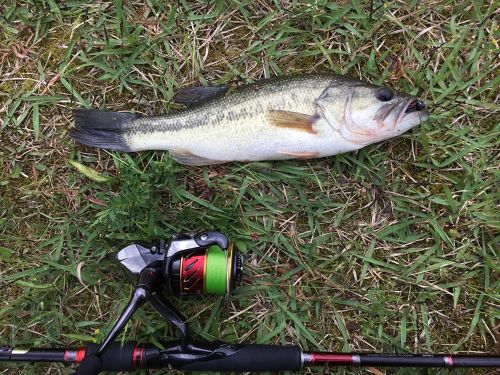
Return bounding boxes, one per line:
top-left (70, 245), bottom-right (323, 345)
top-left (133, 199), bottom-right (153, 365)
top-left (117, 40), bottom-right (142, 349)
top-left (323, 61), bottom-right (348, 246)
top-left (448, 355), bottom-right (453, 367)
top-left (132, 346), bottom-right (137, 369)
top-left (139, 346), bottom-right (145, 368)
top-left (75, 348), bottom-right (86, 363)
top-left (132, 345), bottom-right (145, 369)
top-left (63, 350), bottom-right (68, 362)
top-left (311, 353), bottom-right (354, 364)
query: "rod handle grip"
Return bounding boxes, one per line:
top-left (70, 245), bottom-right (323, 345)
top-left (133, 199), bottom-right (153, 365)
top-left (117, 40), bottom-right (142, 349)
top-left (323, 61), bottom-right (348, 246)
top-left (179, 344), bottom-right (302, 372)
top-left (83, 342), bottom-right (136, 372)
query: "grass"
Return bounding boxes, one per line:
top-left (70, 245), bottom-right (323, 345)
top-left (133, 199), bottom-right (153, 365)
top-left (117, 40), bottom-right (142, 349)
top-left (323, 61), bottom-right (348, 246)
top-left (0, 0), bottom-right (499, 374)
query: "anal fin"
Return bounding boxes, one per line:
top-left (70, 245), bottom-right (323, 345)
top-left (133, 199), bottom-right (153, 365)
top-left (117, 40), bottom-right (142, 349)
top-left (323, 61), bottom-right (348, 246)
top-left (266, 110), bottom-right (317, 134)
top-left (170, 149), bottom-right (227, 166)
top-left (276, 151), bottom-right (319, 159)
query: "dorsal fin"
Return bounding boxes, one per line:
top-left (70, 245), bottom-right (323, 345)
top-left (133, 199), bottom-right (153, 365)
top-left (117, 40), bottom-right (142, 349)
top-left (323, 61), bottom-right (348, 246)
top-left (266, 110), bottom-right (317, 134)
top-left (173, 86), bottom-right (229, 106)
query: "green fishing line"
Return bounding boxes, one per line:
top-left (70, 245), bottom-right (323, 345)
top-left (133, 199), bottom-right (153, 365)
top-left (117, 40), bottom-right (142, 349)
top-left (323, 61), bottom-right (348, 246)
top-left (205, 245), bottom-right (227, 295)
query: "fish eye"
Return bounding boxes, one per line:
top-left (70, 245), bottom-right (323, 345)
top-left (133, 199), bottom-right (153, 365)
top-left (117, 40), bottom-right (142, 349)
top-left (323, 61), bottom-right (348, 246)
top-left (375, 88), bottom-right (394, 102)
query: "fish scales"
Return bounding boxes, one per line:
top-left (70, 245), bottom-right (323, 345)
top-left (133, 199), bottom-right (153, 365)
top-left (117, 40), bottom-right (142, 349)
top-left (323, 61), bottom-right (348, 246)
top-left (125, 76), bottom-right (333, 162)
top-left (129, 75), bottom-right (329, 133)
top-left (70, 74), bottom-right (428, 165)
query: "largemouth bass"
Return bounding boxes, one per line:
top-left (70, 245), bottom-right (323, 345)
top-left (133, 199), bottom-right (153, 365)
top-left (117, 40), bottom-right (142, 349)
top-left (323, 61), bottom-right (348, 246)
top-left (70, 74), bottom-right (428, 165)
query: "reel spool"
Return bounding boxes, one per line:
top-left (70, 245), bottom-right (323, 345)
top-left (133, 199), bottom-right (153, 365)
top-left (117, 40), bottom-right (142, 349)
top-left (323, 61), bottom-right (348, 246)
top-left (169, 242), bottom-right (243, 295)
top-left (117, 231), bottom-right (243, 296)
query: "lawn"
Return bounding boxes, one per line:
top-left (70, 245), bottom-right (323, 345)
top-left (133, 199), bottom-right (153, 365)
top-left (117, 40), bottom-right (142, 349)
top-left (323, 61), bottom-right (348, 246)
top-left (0, 1), bottom-right (498, 374)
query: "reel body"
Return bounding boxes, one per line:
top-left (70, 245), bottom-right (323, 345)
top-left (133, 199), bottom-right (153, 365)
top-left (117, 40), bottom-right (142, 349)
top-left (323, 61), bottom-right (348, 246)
top-left (117, 231), bottom-right (243, 296)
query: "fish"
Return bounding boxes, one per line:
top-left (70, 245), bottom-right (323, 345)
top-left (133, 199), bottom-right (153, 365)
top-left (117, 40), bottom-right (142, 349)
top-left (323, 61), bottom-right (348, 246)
top-left (70, 74), bottom-right (428, 166)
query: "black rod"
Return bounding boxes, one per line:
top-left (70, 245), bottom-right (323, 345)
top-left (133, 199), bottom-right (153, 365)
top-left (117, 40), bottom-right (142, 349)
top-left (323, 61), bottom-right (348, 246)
top-left (2, 344), bottom-right (500, 370)
top-left (303, 352), bottom-right (500, 368)
top-left (0, 346), bottom-right (78, 363)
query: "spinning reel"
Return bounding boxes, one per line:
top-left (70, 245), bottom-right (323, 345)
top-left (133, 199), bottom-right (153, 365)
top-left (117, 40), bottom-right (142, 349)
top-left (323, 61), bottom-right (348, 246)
top-left (74, 231), bottom-right (244, 374)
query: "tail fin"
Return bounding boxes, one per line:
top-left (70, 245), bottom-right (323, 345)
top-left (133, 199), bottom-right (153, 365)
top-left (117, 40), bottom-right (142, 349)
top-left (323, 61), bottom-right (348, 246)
top-left (70, 109), bottom-right (139, 152)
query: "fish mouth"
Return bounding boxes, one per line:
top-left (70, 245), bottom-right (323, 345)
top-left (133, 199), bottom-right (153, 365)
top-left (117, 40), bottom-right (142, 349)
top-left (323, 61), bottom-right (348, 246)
top-left (405, 99), bottom-right (426, 113)
top-left (402, 99), bottom-right (429, 124)
top-left (375, 99), bottom-right (427, 129)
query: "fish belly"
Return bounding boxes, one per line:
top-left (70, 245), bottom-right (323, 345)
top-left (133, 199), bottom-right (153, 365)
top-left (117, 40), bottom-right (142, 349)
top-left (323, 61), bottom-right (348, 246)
top-left (125, 115), bottom-right (360, 162)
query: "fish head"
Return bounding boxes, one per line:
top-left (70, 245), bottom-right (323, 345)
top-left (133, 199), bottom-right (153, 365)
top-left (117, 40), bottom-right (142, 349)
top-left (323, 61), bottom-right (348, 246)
top-left (317, 82), bottom-right (429, 145)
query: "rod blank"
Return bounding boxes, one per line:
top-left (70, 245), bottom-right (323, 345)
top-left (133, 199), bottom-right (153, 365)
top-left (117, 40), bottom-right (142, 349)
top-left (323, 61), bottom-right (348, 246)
top-left (303, 352), bottom-right (500, 368)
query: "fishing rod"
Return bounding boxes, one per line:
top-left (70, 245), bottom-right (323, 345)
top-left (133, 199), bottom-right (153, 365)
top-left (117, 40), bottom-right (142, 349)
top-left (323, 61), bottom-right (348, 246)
top-left (1, 232), bottom-right (499, 373)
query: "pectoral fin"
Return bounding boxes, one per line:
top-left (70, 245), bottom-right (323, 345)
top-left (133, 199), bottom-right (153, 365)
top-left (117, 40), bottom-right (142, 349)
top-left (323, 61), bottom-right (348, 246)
top-left (266, 110), bottom-right (317, 134)
top-left (170, 149), bottom-right (227, 166)
top-left (173, 86), bottom-right (229, 106)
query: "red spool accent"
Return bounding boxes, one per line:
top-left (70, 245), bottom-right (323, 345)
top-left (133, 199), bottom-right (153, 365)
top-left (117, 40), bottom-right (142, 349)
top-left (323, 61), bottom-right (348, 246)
top-left (180, 251), bottom-right (206, 294)
top-left (311, 353), bottom-right (354, 364)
